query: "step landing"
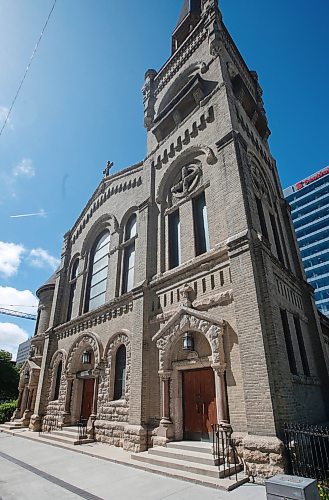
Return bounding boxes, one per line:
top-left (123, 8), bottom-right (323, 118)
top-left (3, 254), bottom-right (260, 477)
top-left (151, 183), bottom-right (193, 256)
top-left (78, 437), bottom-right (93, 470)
top-left (38, 425), bottom-right (94, 446)
top-left (131, 441), bottom-right (247, 491)
top-left (0, 421), bottom-right (25, 432)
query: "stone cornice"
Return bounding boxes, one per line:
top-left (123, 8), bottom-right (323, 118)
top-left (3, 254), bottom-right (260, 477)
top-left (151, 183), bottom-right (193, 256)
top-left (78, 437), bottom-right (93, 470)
top-left (54, 296), bottom-right (134, 340)
top-left (150, 289), bottom-right (233, 324)
top-left (149, 243), bottom-right (228, 288)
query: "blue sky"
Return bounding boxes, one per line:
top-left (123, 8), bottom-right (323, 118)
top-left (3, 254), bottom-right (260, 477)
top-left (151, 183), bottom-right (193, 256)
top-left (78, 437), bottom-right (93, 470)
top-left (0, 0), bottom-right (328, 358)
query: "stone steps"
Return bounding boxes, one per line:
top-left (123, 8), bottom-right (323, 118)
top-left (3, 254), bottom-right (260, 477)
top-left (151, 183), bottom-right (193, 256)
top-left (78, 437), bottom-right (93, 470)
top-left (131, 441), bottom-right (246, 490)
top-left (148, 445), bottom-right (222, 466)
top-left (0, 421), bottom-right (25, 431)
top-left (38, 425), bottom-right (94, 446)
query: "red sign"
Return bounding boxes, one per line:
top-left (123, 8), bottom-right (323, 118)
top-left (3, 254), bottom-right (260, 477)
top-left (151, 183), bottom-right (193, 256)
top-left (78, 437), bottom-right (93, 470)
top-left (296, 166), bottom-right (329, 190)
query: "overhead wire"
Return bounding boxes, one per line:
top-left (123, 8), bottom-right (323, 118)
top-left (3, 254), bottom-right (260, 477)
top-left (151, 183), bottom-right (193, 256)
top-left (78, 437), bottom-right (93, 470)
top-left (0, 304), bottom-right (38, 308)
top-left (0, 0), bottom-right (58, 139)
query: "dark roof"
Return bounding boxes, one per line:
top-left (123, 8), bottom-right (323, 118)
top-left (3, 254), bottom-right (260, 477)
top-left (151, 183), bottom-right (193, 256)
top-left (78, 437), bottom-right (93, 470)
top-left (36, 269), bottom-right (58, 296)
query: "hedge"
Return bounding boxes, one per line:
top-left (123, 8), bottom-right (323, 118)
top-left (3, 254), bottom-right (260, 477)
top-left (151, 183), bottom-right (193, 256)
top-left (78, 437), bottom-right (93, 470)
top-left (0, 401), bottom-right (17, 424)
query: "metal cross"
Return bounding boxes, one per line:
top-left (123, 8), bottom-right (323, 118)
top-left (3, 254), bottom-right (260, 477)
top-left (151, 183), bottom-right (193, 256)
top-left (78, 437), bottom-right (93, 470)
top-left (103, 161), bottom-right (114, 178)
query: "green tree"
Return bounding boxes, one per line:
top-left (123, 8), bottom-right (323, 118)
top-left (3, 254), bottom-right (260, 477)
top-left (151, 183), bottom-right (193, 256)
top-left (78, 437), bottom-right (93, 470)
top-left (0, 350), bottom-right (19, 402)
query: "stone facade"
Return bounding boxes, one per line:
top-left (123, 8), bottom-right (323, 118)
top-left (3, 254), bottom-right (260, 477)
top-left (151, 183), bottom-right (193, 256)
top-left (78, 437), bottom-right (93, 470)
top-left (14, 0), bottom-right (329, 479)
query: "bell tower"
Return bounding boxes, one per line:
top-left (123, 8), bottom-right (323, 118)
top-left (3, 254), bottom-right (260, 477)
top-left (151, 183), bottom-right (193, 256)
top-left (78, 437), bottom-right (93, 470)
top-left (143, 0), bottom-right (329, 479)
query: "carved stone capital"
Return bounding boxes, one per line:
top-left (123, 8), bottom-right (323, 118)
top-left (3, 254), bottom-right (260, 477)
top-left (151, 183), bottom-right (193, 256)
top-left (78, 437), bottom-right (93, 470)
top-left (158, 370), bottom-right (172, 381)
top-left (180, 284), bottom-right (194, 308)
top-left (211, 362), bottom-right (227, 375)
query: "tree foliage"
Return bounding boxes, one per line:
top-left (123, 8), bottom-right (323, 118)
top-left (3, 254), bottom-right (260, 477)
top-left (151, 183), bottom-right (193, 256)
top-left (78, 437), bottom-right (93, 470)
top-left (0, 350), bottom-right (19, 402)
top-left (0, 401), bottom-right (17, 424)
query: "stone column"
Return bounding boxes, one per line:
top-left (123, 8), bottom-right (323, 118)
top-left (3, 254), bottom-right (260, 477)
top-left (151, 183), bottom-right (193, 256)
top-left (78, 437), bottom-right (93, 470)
top-left (212, 363), bottom-right (229, 424)
top-left (160, 371), bottom-right (172, 424)
top-left (22, 387), bottom-right (33, 426)
top-left (30, 333), bottom-right (51, 431)
top-left (87, 375), bottom-right (99, 439)
top-left (156, 370), bottom-right (174, 445)
top-left (91, 377), bottom-right (99, 417)
top-left (21, 387), bottom-right (28, 414)
top-left (11, 387), bottom-right (24, 420)
top-left (62, 376), bottom-right (74, 425)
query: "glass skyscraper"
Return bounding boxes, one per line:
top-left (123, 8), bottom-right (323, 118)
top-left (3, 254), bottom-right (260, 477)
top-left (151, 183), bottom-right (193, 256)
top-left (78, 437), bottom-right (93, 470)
top-left (284, 166), bottom-right (329, 317)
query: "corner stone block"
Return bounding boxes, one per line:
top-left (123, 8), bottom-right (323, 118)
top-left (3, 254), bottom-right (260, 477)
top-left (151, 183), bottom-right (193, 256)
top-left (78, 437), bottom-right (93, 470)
top-left (242, 434), bottom-right (286, 482)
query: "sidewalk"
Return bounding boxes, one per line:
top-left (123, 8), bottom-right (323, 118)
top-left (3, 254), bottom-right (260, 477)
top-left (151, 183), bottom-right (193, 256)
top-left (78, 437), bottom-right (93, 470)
top-left (0, 432), bottom-right (266, 499)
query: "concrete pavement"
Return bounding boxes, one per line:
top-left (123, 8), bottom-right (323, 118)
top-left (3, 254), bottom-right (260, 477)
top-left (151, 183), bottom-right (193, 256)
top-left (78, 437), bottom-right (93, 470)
top-left (0, 433), bottom-right (266, 499)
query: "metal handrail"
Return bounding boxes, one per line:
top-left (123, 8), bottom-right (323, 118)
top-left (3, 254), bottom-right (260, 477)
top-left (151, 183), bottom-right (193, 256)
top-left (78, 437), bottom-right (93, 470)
top-left (77, 419), bottom-right (88, 443)
top-left (212, 423), bottom-right (239, 481)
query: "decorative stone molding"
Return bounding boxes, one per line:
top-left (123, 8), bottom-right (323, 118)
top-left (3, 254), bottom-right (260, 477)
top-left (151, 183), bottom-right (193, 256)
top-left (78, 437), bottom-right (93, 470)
top-left (171, 165), bottom-right (201, 200)
top-left (102, 332), bottom-right (131, 405)
top-left (143, 69), bottom-right (157, 130)
top-left (152, 117), bottom-right (216, 174)
top-left (153, 306), bottom-right (225, 370)
top-left (194, 289), bottom-right (233, 310)
top-left (236, 108), bottom-right (273, 167)
top-left (72, 171), bottom-right (142, 245)
top-left (65, 332), bottom-right (103, 373)
top-left (154, 24), bottom-right (208, 96)
top-left (55, 301), bottom-right (133, 340)
top-left (275, 274), bottom-right (303, 312)
top-left (47, 350), bottom-right (67, 405)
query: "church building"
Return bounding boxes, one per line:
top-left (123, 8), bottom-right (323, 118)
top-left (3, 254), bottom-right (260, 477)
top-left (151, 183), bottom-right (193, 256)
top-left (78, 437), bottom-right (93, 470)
top-left (11, 0), bottom-right (329, 480)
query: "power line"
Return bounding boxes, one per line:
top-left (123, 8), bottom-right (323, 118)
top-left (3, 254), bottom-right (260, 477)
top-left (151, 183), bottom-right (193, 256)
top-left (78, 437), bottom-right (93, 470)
top-left (0, 304), bottom-right (37, 308)
top-left (0, 0), bottom-right (58, 139)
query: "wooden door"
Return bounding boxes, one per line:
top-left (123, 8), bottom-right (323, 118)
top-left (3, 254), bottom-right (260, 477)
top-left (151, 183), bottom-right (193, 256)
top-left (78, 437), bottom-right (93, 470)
top-left (80, 378), bottom-right (94, 420)
top-left (183, 368), bottom-right (217, 441)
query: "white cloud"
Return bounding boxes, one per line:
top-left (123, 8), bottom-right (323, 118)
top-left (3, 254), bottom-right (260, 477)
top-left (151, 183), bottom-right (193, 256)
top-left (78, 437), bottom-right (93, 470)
top-left (0, 105), bottom-right (13, 130)
top-left (0, 286), bottom-right (38, 314)
top-left (0, 242), bottom-right (25, 278)
top-left (28, 248), bottom-right (60, 271)
top-left (12, 158), bottom-right (35, 178)
top-left (0, 322), bottom-right (29, 360)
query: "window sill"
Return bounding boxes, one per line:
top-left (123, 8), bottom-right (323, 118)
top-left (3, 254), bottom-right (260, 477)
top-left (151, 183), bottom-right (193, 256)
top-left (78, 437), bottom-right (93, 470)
top-left (108, 399), bottom-right (127, 407)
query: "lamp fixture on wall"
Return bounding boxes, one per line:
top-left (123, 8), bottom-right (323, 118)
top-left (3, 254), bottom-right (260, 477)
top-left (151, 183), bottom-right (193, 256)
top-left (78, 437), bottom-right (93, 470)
top-left (183, 332), bottom-right (194, 351)
top-left (82, 350), bottom-right (91, 364)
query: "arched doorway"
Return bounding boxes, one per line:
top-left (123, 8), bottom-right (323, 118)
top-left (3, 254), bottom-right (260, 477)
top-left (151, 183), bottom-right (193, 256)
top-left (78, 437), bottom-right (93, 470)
top-left (153, 303), bottom-right (228, 443)
top-left (182, 366), bottom-right (217, 441)
top-left (65, 333), bottom-right (103, 427)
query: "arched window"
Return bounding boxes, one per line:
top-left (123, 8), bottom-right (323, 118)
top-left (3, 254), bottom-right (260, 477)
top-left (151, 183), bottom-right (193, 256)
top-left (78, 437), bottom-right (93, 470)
top-left (67, 259), bottom-right (79, 321)
top-left (192, 191), bottom-right (210, 256)
top-left (54, 360), bottom-right (62, 400)
top-left (85, 231), bottom-right (110, 312)
top-left (168, 209), bottom-right (181, 269)
top-left (113, 345), bottom-right (126, 400)
top-left (122, 215), bottom-right (136, 294)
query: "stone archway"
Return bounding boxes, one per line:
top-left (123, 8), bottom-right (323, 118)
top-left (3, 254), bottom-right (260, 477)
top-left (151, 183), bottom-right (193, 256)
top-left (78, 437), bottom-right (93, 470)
top-left (152, 300), bottom-right (228, 444)
top-left (64, 333), bottom-right (104, 430)
top-left (13, 359), bottom-right (41, 426)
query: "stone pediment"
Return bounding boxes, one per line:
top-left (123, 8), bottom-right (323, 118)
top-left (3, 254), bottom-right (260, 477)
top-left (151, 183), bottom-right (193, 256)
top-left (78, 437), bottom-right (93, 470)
top-left (152, 306), bottom-right (226, 371)
top-left (152, 306), bottom-right (224, 342)
top-left (20, 359), bottom-right (41, 373)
